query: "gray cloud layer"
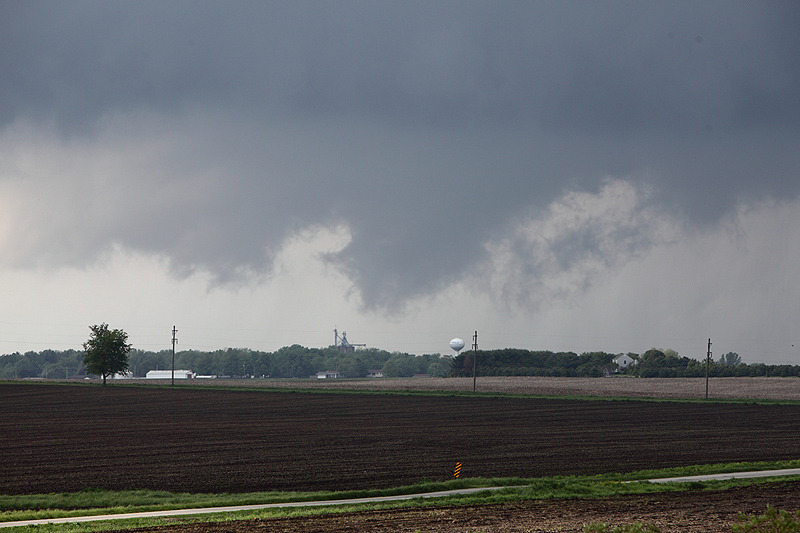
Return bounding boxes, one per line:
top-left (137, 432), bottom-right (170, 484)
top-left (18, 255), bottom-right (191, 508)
top-left (2, 1), bottom-right (799, 310)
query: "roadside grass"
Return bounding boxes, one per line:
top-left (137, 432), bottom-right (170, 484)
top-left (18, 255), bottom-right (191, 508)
top-left (2, 460), bottom-right (800, 531)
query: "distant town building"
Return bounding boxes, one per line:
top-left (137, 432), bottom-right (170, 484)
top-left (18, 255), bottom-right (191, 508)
top-left (334, 328), bottom-right (366, 353)
top-left (366, 369), bottom-right (383, 378)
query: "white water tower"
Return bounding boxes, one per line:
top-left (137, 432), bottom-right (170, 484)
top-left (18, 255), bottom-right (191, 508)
top-left (449, 337), bottom-right (465, 355)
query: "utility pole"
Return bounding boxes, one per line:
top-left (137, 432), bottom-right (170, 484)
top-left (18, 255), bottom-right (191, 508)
top-left (472, 330), bottom-right (478, 393)
top-left (171, 326), bottom-right (178, 386)
top-left (705, 338), bottom-right (712, 400)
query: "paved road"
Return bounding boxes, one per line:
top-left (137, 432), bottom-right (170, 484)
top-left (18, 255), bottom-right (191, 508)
top-left (3, 469), bottom-right (800, 529)
top-left (645, 467), bottom-right (800, 484)
top-left (0, 486), bottom-right (508, 529)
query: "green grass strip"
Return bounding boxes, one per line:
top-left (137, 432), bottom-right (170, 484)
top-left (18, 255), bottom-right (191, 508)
top-left (2, 460), bottom-right (800, 531)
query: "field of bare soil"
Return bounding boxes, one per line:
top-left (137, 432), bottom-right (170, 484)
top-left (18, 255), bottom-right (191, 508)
top-left (3, 379), bottom-right (800, 532)
top-left (4, 381), bottom-right (800, 494)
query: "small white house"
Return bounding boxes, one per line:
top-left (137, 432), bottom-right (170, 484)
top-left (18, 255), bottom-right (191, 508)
top-left (612, 354), bottom-right (635, 371)
top-left (314, 370), bottom-right (341, 379)
top-left (366, 369), bottom-right (383, 378)
top-left (146, 370), bottom-right (195, 379)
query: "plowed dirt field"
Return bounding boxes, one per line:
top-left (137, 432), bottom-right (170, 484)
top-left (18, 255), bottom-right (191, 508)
top-left (2, 381), bottom-right (800, 531)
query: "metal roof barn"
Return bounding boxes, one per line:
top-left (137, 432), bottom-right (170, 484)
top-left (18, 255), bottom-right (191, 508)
top-left (145, 370), bottom-right (195, 379)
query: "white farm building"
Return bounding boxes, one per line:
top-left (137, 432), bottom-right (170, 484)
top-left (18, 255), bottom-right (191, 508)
top-left (313, 370), bottom-right (341, 379)
top-left (145, 370), bottom-right (195, 379)
top-left (612, 354), bottom-right (636, 371)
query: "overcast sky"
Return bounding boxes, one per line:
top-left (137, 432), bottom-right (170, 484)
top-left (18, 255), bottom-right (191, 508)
top-left (1, 1), bottom-right (799, 364)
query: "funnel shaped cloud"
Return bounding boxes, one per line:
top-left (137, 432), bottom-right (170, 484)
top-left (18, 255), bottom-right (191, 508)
top-left (480, 179), bottom-right (681, 311)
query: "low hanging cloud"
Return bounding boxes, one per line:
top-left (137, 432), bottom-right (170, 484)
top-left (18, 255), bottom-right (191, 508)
top-left (478, 179), bottom-right (680, 311)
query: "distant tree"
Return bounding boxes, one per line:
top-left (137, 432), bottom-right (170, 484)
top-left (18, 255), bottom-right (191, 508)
top-left (427, 359), bottom-right (450, 377)
top-left (720, 352), bottom-right (742, 366)
top-left (221, 349), bottom-right (242, 377)
top-left (82, 323), bottom-right (132, 385)
top-left (640, 348), bottom-right (666, 361)
top-left (269, 344), bottom-right (316, 378)
top-left (381, 358), bottom-right (401, 378)
top-left (662, 349), bottom-right (680, 359)
top-left (194, 352), bottom-right (218, 376)
top-left (14, 353), bottom-right (41, 379)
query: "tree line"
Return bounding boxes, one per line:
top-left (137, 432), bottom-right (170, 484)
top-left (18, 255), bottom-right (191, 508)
top-left (449, 348), bottom-right (800, 378)
top-left (0, 344), bottom-right (451, 380)
top-left (620, 348), bottom-right (800, 378)
top-left (3, 344), bottom-right (799, 380)
top-left (450, 349), bottom-right (615, 377)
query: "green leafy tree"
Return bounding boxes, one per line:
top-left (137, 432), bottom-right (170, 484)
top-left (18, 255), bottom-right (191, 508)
top-left (269, 344), bottom-right (317, 378)
top-left (720, 351), bottom-right (742, 366)
top-left (82, 323), bottom-right (132, 385)
top-left (14, 353), bottom-right (40, 379)
top-left (221, 349), bottom-right (242, 377)
top-left (662, 349), bottom-right (680, 359)
top-left (427, 359), bottom-right (450, 377)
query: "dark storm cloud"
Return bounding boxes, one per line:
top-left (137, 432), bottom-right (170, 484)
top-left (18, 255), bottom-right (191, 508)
top-left (2, 1), bottom-right (799, 310)
top-left (5, 1), bottom-right (798, 133)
